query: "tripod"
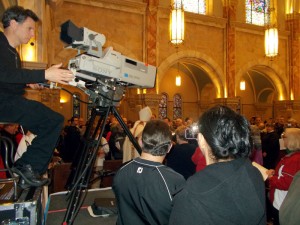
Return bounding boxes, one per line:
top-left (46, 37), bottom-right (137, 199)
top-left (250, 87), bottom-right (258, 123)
top-left (62, 104), bottom-right (141, 225)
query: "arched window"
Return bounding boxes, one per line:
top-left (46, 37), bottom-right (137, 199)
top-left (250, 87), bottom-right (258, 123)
top-left (73, 93), bottom-right (81, 117)
top-left (183, 0), bottom-right (206, 15)
top-left (173, 94), bottom-right (182, 120)
top-left (246, 0), bottom-right (270, 26)
top-left (159, 93), bottom-right (168, 119)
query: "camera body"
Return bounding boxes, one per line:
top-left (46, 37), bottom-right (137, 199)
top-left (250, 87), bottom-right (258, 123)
top-left (61, 20), bottom-right (156, 89)
top-left (185, 124), bottom-right (199, 140)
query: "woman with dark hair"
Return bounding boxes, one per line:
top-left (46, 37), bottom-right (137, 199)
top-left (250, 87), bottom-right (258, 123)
top-left (169, 105), bottom-right (266, 225)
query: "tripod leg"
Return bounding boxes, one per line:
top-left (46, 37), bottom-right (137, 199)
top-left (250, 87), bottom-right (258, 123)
top-left (112, 106), bottom-right (142, 155)
top-left (62, 106), bottom-right (111, 225)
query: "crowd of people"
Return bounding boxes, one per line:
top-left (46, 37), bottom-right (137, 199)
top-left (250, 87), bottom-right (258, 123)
top-left (2, 103), bottom-right (300, 224)
top-left (1, 5), bottom-right (300, 225)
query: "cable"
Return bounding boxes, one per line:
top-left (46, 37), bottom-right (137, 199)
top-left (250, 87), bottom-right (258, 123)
top-left (38, 82), bottom-right (124, 105)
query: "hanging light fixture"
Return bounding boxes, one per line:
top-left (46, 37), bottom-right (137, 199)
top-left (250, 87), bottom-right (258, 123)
top-left (265, 28), bottom-right (278, 57)
top-left (265, 1), bottom-right (278, 58)
top-left (169, 0), bottom-right (185, 46)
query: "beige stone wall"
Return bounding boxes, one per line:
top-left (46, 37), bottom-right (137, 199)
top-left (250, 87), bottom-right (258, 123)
top-left (51, 1), bottom-right (146, 64)
top-left (13, 0), bottom-right (300, 124)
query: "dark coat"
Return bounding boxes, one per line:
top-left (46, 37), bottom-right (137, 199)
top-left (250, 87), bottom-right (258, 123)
top-left (169, 158), bottom-right (266, 225)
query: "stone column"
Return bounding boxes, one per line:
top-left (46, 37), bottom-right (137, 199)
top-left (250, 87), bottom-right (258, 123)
top-left (286, 13), bottom-right (300, 100)
top-left (147, 0), bottom-right (158, 65)
top-left (146, 0), bottom-right (158, 94)
top-left (223, 0), bottom-right (237, 98)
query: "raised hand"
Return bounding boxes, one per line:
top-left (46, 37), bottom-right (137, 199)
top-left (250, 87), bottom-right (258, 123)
top-left (45, 63), bottom-right (74, 85)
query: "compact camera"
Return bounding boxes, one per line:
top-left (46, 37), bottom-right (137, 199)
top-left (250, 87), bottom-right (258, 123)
top-left (185, 124), bottom-right (199, 140)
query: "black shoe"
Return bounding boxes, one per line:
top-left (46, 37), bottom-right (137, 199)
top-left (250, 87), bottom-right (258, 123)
top-left (11, 164), bottom-right (49, 187)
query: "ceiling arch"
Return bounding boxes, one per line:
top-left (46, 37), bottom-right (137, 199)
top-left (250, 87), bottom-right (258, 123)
top-left (244, 68), bottom-right (276, 103)
top-left (236, 60), bottom-right (288, 101)
top-left (158, 50), bottom-right (224, 98)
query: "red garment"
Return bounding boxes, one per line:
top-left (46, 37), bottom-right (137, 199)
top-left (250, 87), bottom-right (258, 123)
top-left (269, 151), bottom-right (300, 203)
top-left (0, 155), bottom-right (6, 178)
top-left (105, 131), bottom-right (112, 142)
top-left (15, 132), bottom-right (23, 144)
top-left (191, 147), bottom-right (206, 172)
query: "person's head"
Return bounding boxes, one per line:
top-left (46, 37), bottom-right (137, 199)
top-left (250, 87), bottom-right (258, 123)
top-left (258, 122), bottom-right (265, 131)
top-left (265, 123), bottom-right (275, 132)
top-left (110, 123), bottom-right (123, 133)
top-left (250, 116), bottom-right (256, 125)
top-left (2, 6), bottom-right (39, 46)
top-left (141, 120), bottom-right (172, 156)
top-left (78, 117), bottom-right (85, 126)
top-left (70, 116), bottom-right (79, 126)
top-left (151, 114), bottom-right (157, 120)
top-left (197, 105), bottom-right (252, 162)
top-left (255, 117), bottom-right (262, 126)
top-left (175, 125), bottom-right (187, 143)
top-left (127, 120), bottom-right (133, 129)
top-left (122, 117), bottom-right (128, 125)
top-left (185, 117), bottom-right (193, 126)
top-left (163, 117), bottom-right (172, 126)
top-left (175, 118), bottom-right (183, 128)
top-left (282, 128), bottom-right (300, 151)
top-left (3, 123), bottom-right (19, 135)
top-left (278, 116), bottom-right (285, 125)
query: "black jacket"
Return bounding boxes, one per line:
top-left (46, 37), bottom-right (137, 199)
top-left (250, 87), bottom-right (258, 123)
top-left (113, 157), bottom-right (185, 225)
top-left (169, 158), bottom-right (266, 225)
top-left (0, 32), bottom-right (45, 95)
top-left (261, 131), bottom-right (280, 169)
top-left (166, 143), bottom-right (197, 179)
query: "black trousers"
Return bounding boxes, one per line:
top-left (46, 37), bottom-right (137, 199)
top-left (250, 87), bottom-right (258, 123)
top-left (0, 94), bottom-right (64, 174)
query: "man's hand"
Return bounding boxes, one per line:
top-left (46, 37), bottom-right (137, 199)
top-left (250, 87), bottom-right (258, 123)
top-left (266, 169), bottom-right (275, 178)
top-left (45, 63), bottom-right (74, 85)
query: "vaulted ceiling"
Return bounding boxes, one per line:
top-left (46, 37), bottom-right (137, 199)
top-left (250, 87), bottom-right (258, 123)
top-left (172, 62), bottom-right (276, 103)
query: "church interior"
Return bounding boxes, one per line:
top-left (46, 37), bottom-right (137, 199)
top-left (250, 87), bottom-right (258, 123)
top-left (1, 0), bottom-right (299, 124)
top-left (1, 0), bottom-right (300, 224)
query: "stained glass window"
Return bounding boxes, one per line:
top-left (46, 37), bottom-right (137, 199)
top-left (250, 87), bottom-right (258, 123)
top-left (246, 0), bottom-right (270, 26)
top-left (183, 0), bottom-right (206, 15)
top-left (159, 93), bottom-right (168, 119)
top-left (173, 94), bottom-right (182, 120)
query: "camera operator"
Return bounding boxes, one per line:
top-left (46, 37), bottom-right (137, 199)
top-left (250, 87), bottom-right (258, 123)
top-left (0, 6), bottom-right (74, 188)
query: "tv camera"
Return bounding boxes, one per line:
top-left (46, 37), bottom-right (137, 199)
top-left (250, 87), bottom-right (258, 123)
top-left (60, 21), bottom-right (152, 224)
top-left (60, 20), bottom-right (157, 107)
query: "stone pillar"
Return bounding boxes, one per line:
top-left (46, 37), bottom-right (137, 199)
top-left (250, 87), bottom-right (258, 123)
top-left (146, 0), bottom-right (159, 94)
top-left (223, 0), bottom-right (238, 98)
top-left (286, 13), bottom-right (300, 100)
